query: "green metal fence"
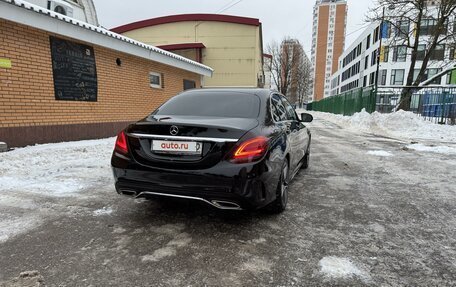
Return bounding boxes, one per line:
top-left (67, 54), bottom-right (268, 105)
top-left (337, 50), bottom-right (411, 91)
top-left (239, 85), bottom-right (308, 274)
top-left (310, 87), bottom-right (377, 116)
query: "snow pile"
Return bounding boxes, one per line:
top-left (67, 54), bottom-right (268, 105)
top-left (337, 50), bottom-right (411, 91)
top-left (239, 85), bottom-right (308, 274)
top-left (407, 144), bottom-right (456, 155)
top-left (319, 256), bottom-right (370, 281)
top-left (304, 109), bottom-right (456, 142)
top-left (0, 137), bottom-right (116, 244)
top-left (0, 138), bottom-right (116, 196)
top-left (93, 207), bottom-right (114, 216)
top-left (0, 215), bottom-right (42, 243)
top-left (367, 150), bottom-right (393, 157)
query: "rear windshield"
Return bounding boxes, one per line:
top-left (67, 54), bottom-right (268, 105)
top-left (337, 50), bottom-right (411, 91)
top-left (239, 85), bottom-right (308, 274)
top-left (153, 92), bottom-right (261, 118)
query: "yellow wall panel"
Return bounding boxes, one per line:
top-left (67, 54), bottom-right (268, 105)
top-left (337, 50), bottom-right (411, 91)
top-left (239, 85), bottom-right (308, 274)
top-left (121, 21), bottom-right (263, 87)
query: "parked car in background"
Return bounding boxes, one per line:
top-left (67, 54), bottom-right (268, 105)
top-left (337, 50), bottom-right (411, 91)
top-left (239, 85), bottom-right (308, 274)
top-left (111, 89), bottom-right (313, 213)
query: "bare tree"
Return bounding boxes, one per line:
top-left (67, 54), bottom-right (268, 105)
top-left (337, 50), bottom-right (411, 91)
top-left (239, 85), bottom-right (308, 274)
top-left (295, 54), bottom-right (313, 106)
top-left (266, 38), bottom-right (312, 105)
top-left (368, 0), bottom-right (456, 110)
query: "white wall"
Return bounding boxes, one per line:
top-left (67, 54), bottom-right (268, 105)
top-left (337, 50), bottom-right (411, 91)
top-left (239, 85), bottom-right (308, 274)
top-left (25, 0), bottom-right (98, 25)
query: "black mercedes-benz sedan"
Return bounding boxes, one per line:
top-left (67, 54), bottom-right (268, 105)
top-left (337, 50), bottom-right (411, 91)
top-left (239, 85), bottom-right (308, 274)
top-left (111, 89), bottom-right (313, 213)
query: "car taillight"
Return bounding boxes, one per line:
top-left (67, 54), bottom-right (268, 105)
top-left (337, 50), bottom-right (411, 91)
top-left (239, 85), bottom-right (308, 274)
top-left (115, 131), bottom-right (128, 154)
top-left (230, 136), bottom-right (269, 163)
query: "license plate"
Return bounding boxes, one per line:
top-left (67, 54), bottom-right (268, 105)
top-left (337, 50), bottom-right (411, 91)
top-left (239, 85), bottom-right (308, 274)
top-left (152, 140), bottom-right (203, 155)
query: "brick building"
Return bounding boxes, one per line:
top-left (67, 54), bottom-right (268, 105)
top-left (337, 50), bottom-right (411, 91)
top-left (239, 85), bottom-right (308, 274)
top-left (0, 0), bottom-right (212, 147)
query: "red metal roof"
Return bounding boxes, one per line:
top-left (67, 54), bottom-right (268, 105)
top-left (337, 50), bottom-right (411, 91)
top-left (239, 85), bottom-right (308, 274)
top-left (111, 14), bottom-right (261, 34)
top-left (157, 43), bottom-right (206, 51)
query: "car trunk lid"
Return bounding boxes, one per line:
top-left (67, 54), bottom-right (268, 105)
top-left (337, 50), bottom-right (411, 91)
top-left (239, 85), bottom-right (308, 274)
top-left (125, 115), bottom-right (258, 169)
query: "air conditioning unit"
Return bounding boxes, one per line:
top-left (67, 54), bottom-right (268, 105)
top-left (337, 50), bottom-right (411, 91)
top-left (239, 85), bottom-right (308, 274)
top-left (47, 0), bottom-right (74, 17)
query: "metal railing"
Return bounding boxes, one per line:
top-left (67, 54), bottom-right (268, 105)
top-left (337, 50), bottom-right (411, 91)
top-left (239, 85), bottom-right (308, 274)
top-left (376, 87), bottom-right (456, 125)
top-left (309, 86), bottom-right (456, 125)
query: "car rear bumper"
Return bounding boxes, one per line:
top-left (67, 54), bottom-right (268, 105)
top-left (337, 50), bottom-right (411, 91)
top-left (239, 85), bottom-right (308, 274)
top-left (111, 154), bottom-right (281, 210)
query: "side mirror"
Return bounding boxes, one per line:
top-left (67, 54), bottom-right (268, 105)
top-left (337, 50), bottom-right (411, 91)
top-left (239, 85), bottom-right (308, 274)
top-left (301, 113), bottom-right (313, 123)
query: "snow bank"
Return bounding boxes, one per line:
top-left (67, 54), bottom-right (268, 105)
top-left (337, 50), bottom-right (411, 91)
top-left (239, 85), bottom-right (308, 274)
top-left (0, 138), bottom-right (116, 196)
top-left (302, 109), bottom-right (456, 142)
top-left (407, 144), bottom-right (456, 155)
top-left (0, 137), bottom-right (116, 244)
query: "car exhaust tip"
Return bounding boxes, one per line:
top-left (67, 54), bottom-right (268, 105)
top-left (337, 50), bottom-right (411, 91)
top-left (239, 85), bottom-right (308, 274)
top-left (211, 200), bottom-right (242, 210)
top-left (119, 189), bottom-right (138, 197)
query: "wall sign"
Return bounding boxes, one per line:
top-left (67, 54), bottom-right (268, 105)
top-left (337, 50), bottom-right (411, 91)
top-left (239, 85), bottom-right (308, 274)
top-left (0, 58), bottom-right (12, 69)
top-left (50, 36), bottom-right (98, 101)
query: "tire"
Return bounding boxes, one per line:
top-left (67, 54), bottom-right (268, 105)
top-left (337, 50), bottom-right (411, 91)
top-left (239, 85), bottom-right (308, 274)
top-left (270, 160), bottom-right (289, 213)
top-left (301, 152), bottom-right (310, 169)
top-left (301, 139), bottom-right (311, 169)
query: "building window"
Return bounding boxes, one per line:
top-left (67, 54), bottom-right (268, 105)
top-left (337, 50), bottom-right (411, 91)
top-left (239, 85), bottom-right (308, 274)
top-left (417, 44), bottom-right (426, 60)
top-left (427, 68), bottom-right (442, 84)
top-left (393, 46), bottom-right (407, 62)
top-left (371, 50), bottom-right (378, 66)
top-left (417, 44), bottom-right (445, 61)
top-left (396, 20), bottom-right (410, 38)
top-left (430, 44), bottom-right (445, 60)
top-left (149, 72), bottom-right (163, 89)
top-left (390, 69), bottom-right (405, 86)
top-left (420, 19), bottom-right (447, 36)
top-left (183, 79), bottom-right (196, 90)
top-left (369, 71), bottom-right (376, 85)
top-left (366, 34), bottom-right (371, 49)
top-left (365, 55), bottom-right (369, 69)
top-left (373, 26), bottom-right (380, 43)
top-left (382, 46), bottom-right (389, 62)
top-left (414, 68), bottom-right (442, 84)
top-left (420, 19), bottom-right (437, 35)
top-left (379, 69), bottom-right (387, 86)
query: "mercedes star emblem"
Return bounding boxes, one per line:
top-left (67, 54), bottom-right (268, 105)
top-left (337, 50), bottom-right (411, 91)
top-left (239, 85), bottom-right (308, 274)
top-left (170, 125), bottom-right (179, 136)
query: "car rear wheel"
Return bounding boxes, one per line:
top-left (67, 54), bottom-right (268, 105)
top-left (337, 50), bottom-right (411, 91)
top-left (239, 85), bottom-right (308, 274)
top-left (270, 160), bottom-right (289, 213)
top-left (301, 152), bottom-right (310, 169)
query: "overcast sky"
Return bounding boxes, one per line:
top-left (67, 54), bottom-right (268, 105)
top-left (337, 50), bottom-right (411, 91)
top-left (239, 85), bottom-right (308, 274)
top-left (93, 0), bottom-right (376, 56)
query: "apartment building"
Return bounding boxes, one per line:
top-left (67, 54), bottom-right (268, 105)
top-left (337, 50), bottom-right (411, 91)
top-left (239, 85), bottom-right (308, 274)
top-left (281, 39), bottom-right (312, 104)
top-left (330, 9), bottom-right (456, 96)
top-left (310, 0), bottom-right (347, 101)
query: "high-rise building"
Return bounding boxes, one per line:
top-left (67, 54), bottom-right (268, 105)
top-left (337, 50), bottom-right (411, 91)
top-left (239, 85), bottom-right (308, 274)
top-left (311, 0), bottom-right (347, 101)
